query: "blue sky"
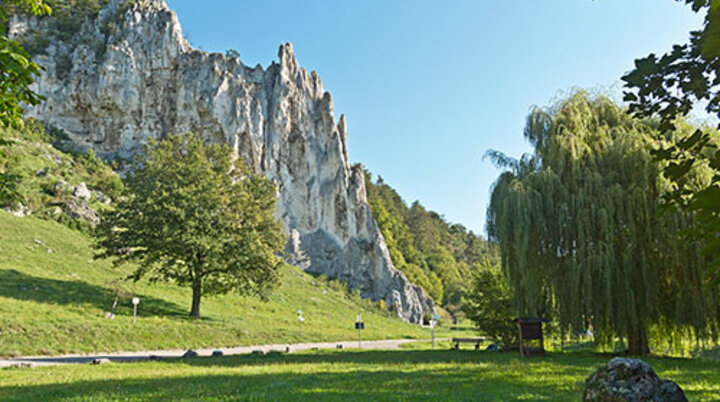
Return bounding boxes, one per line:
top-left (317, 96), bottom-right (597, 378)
top-left (165, 0), bottom-right (704, 235)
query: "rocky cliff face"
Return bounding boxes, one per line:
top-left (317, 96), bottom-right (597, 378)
top-left (11, 0), bottom-right (433, 322)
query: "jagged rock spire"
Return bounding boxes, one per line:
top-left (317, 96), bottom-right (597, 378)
top-left (13, 1), bottom-right (435, 323)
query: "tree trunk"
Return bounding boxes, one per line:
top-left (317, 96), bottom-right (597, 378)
top-left (190, 281), bottom-right (202, 318)
top-left (627, 325), bottom-right (650, 355)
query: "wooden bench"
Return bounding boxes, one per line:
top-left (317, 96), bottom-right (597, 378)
top-left (452, 337), bottom-right (492, 350)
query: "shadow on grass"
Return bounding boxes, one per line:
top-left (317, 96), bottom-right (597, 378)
top-left (0, 361), bottom-right (585, 401)
top-left (0, 269), bottom-right (186, 318)
top-left (170, 349), bottom-right (609, 370)
top-left (3, 350), bottom-right (717, 401)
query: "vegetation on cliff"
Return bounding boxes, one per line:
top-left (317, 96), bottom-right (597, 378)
top-left (364, 171), bottom-right (497, 315)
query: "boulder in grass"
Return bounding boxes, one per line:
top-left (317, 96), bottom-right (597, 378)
top-left (10, 362), bottom-right (34, 368)
top-left (64, 198), bottom-right (99, 226)
top-left (485, 343), bottom-right (499, 351)
top-left (73, 182), bottom-right (91, 201)
top-left (182, 350), bottom-right (198, 359)
top-left (583, 357), bottom-right (687, 402)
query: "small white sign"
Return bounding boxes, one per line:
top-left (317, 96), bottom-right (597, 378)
top-left (298, 316), bottom-right (305, 322)
top-left (297, 309), bottom-right (303, 315)
top-left (132, 297), bottom-right (140, 305)
top-left (356, 313), bottom-right (362, 322)
top-left (432, 314), bottom-right (441, 321)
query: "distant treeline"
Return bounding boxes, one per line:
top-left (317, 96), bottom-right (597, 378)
top-left (364, 170), bottom-right (498, 314)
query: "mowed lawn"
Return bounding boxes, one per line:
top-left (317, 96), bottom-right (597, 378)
top-left (1, 348), bottom-right (719, 401)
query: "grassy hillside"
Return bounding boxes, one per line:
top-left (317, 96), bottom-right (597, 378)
top-left (0, 119), bottom-right (122, 231)
top-left (0, 212), bottom-right (446, 357)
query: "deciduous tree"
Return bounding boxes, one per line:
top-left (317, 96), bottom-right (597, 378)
top-left (94, 134), bottom-right (286, 318)
top-left (0, 0), bottom-right (50, 204)
top-left (623, 0), bottom-right (720, 281)
top-left (487, 92), bottom-right (719, 355)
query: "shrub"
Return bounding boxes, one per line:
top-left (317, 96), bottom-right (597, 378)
top-left (462, 264), bottom-right (517, 348)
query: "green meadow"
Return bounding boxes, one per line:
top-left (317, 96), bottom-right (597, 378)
top-left (2, 347), bottom-right (719, 401)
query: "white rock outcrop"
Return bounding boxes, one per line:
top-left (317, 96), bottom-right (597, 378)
top-left (13, 0), bottom-right (433, 323)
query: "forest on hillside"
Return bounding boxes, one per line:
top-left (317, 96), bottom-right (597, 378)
top-left (364, 171), bottom-right (498, 315)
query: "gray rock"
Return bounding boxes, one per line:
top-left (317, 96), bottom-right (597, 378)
top-left (95, 191), bottom-right (112, 205)
top-left (9, 362), bottom-right (34, 368)
top-left (64, 198), bottom-right (100, 226)
top-left (3, 205), bottom-right (30, 217)
top-left (53, 180), bottom-right (68, 195)
top-left (583, 357), bottom-right (687, 402)
top-left (182, 350), bottom-right (198, 358)
top-left (73, 182), bottom-right (91, 201)
top-left (12, 0), bottom-right (433, 323)
top-left (35, 168), bottom-right (47, 177)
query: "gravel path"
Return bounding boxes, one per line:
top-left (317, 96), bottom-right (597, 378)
top-left (0, 338), bottom-right (435, 368)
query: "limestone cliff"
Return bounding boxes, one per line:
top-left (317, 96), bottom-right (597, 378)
top-left (10, 0), bottom-right (434, 322)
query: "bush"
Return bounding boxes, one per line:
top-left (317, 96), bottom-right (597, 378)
top-left (462, 264), bottom-right (517, 348)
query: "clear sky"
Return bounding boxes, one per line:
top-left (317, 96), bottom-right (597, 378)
top-left (165, 0), bottom-right (703, 235)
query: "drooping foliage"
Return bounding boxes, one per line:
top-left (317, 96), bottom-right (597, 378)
top-left (487, 91), bottom-right (719, 354)
top-left (94, 134), bottom-right (286, 318)
top-left (364, 171), bottom-right (497, 314)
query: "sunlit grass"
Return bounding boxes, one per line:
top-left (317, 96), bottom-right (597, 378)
top-left (1, 213), bottom-right (471, 357)
top-left (1, 348), bottom-right (718, 401)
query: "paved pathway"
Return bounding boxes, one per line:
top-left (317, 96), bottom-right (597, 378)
top-left (0, 338), bottom-right (436, 368)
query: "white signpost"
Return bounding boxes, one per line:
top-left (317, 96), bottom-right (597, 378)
top-left (355, 313), bottom-right (364, 348)
top-left (132, 297), bottom-right (140, 324)
top-left (431, 313), bottom-right (441, 349)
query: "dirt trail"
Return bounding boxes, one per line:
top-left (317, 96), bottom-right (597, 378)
top-left (0, 338), bottom-right (438, 367)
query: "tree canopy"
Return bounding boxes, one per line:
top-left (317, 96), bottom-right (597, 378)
top-left (0, 0), bottom-right (50, 128)
top-left (462, 263), bottom-right (517, 348)
top-left (94, 134), bottom-right (286, 317)
top-left (0, 0), bottom-right (50, 205)
top-left (364, 171), bottom-right (497, 314)
top-left (487, 91), bottom-right (719, 355)
top-left (623, 0), bottom-right (720, 282)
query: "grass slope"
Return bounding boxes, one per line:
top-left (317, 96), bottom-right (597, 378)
top-left (1, 120), bottom-right (122, 230)
top-left (0, 212), bottom-right (450, 357)
top-left (1, 348), bottom-right (719, 401)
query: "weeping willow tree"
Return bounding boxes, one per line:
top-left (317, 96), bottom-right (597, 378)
top-left (487, 91), bottom-right (719, 355)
